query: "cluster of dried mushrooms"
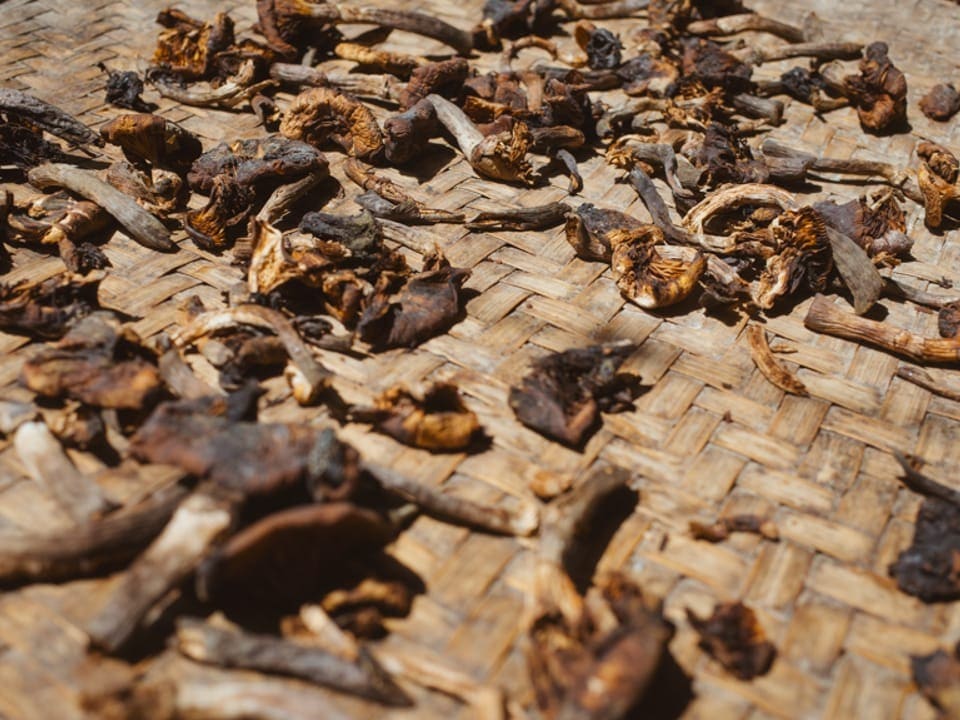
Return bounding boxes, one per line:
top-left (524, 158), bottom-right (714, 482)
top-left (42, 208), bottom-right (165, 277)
top-left (2, 0), bottom-right (960, 717)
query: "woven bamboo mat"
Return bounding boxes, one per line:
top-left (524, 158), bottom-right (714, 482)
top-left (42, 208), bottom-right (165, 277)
top-left (2, 0), bottom-right (960, 718)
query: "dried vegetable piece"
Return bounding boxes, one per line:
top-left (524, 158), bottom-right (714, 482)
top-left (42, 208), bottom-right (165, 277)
top-left (917, 141), bottom-right (960, 229)
top-left (351, 383), bottom-right (482, 451)
top-left (920, 83), bottom-right (960, 121)
top-left (0, 88), bottom-right (102, 148)
top-left (912, 644), bottom-right (960, 718)
top-left (687, 602), bottom-right (776, 680)
top-left (890, 496), bottom-right (960, 602)
top-left (21, 313), bottom-right (162, 410)
top-left (842, 41), bottom-right (908, 133)
top-left (509, 343), bottom-right (642, 447)
top-left (358, 252), bottom-right (470, 350)
top-left (152, 9), bottom-right (236, 81)
top-left (0, 272), bottom-right (100, 339)
top-left (399, 59), bottom-right (470, 110)
top-left (753, 207), bottom-right (833, 309)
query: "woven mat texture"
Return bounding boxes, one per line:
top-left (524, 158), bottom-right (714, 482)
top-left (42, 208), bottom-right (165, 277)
top-left (2, 0), bottom-right (960, 718)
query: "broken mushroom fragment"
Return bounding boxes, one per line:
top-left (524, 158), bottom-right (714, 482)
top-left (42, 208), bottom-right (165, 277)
top-left (890, 496), bottom-right (960, 602)
top-left (0, 88), bottom-right (103, 148)
top-left (280, 86), bottom-right (384, 161)
top-left (351, 383), bottom-right (482, 452)
top-left (920, 83), bottom-right (960, 121)
top-left (383, 98), bottom-right (439, 165)
top-left (466, 202), bottom-right (570, 232)
top-left (153, 9), bottom-right (236, 81)
top-left (912, 644), bottom-right (960, 718)
top-left (753, 207), bottom-right (833, 310)
top-left (357, 251), bottom-right (469, 351)
top-left (509, 343), bottom-right (643, 448)
top-left (100, 113), bottom-right (203, 173)
top-left (22, 313), bottom-right (162, 410)
top-left (917, 141), bottom-right (960, 229)
top-left (842, 41), bottom-right (908, 133)
top-left (399, 58), bottom-right (470, 110)
top-left (745, 323), bottom-right (807, 396)
top-left (612, 237), bottom-right (705, 309)
top-left (0, 272), bottom-right (100, 339)
top-left (98, 63), bottom-right (153, 112)
top-left (687, 602), bottom-right (776, 680)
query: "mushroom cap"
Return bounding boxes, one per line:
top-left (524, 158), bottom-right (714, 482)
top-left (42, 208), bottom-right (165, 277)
top-left (612, 241), bottom-right (705, 309)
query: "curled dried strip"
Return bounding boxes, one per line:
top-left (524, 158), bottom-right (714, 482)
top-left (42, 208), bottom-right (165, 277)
top-left (745, 324), bottom-right (807, 396)
top-left (0, 88), bottom-right (102, 148)
top-left (280, 87), bottom-right (384, 161)
top-left (172, 304), bottom-right (331, 405)
top-left (148, 60), bottom-right (275, 109)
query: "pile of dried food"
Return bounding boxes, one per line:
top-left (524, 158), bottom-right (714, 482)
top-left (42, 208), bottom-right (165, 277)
top-left (3, 0), bottom-right (960, 716)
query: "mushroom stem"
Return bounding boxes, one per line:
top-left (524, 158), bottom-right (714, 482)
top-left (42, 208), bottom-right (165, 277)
top-left (627, 166), bottom-right (691, 245)
top-left (14, 421), bottom-right (112, 524)
top-left (893, 451), bottom-right (960, 506)
top-left (0, 483), bottom-right (188, 586)
top-left (149, 61), bottom-right (275, 109)
top-left (301, 4), bottom-right (473, 55)
top-left (270, 63), bottom-right (403, 103)
top-left (365, 461), bottom-right (540, 537)
top-left (883, 278), bottom-right (960, 309)
top-left (555, 0), bottom-right (649, 20)
top-left (174, 617), bottom-right (413, 706)
top-left (686, 13), bottom-right (806, 42)
top-left (86, 493), bottom-right (233, 653)
top-left (734, 41), bottom-right (863, 65)
top-left (745, 324), bottom-right (807, 396)
top-left (804, 294), bottom-right (960, 364)
top-left (27, 163), bottom-right (174, 252)
top-left (425, 93), bottom-right (484, 159)
top-left (466, 202), bottom-right (571, 231)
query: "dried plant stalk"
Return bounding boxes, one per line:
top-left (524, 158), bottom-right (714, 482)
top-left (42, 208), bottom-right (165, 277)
top-left (804, 295), bottom-right (960, 364)
top-left (745, 324), bottom-right (807, 396)
top-left (896, 366), bottom-right (960, 402)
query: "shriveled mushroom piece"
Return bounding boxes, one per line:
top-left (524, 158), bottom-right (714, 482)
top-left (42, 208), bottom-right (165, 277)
top-left (174, 618), bottom-right (412, 707)
top-left (172, 304), bottom-right (331, 405)
top-left (21, 313), bottom-right (163, 410)
top-left (813, 190), bottom-right (911, 265)
top-left (681, 38), bottom-right (753, 93)
top-left (8, 192), bottom-right (112, 273)
top-left (912, 644), bottom-right (960, 717)
top-left (917, 141), bottom-right (960, 229)
top-left (256, 0), bottom-right (474, 58)
top-left (0, 88), bottom-right (103, 149)
top-left (687, 602), bottom-right (776, 680)
top-left (842, 41), bottom-right (908, 133)
top-left (357, 251), bottom-right (470, 351)
top-left (350, 382), bottom-right (482, 452)
top-left (280, 87), bottom-right (384, 161)
top-left (617, 53), bottom-right (680, 98)
top-left (682, 183), bottom-right (798, 253)
top-left (100, 113), bottom-right (203, 174)
top-left (753, 207), bottom-right (833, 310)
top-left (0, 272), bottom-right (101, 339)
top-left (612, 233), bottom-right (705, 309)
top-left (196, 502), bottom-right (395, 611)
top-left (152, 9), bottom-right (236, 81)
top-left (98, 63), bottom-right (153, 113)
top-left (383, 99), bottom-right (439, 165)
top-left (920, 83), bottom-right (960, 121)
top-left (890, 496), bottom-right (960, 602)
top-left (509, 343), bottom-right (643, 448)
top-left (344, 160), bottom-right (465, 225)
top-left (425, 94), bottom-right (535, 186)
top-left (148, 59), bottom-right (275, 110)
top-left (105, 161), bottom-right (186, 217)
top-left (565, 203), bottom-right (651, 261)
top-left (399, 58), bottom-right (470, 110)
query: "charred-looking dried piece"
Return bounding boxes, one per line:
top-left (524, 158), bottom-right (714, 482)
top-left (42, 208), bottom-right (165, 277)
top-left (196, 502), bottom-right (394, 609)
top-left (757, 66), bottom-right (848, 112)
top-left (805, 295), bottom-right (960, 364)
top-left (383, 99), bottom-right (438, 165)
top-left (0, 88), bottom-right (102, 148)
top-left (280, 87), bottom-right (384, 161)
top-left (86, 493), bottom-right (233, 654)
top-left (351, 383), bottom-right (482, 452)
top-left (613, 236), bottom-right (705, 309)
top-left (745, 323), bottom-right (807, 396)
top-left (813, 191), bottom-right (911, 266)
top-left (565, 203), bottom-right (650, 261)
top-left (681, 38), bottom-right (753, 93)
top-left (97, 63), bottom-right (153, 112)
top-left (687, 603), bottom-right (775, 680)
top-left (100, 113), bottom-right (203, 174)
top-left (189, 136), bottom-right (328, 193)
top-left (106, 161), bottom-right (186, 217)
top-left (0, 123), bottom-right (71, 170)
top-left (398, 58), bottom-right (469, 110)
top-left (940, 302), bottom-right (960, 339)
top-left (573, 21), bottom-right (622, 70)
top-left (174, 618), bottom-right (412, 707)
top-left (509, 343), bottom-right (642, 448)
top-left (28, 164), bottom-right (175, 252)
top-left (153, 9), bottom-right (235, 80)
top-left (690, 514), bottom-right (779, 543)
top-left (257, 0), bottom-right (473, 57)
top-left (890, 496), bottom-right (960, 602)
top-left (466, 202), bottom-right (571, 231)
top-left (917, 141), bottom-right (960, 229)
top-left (912, 644), bottom-right (960, 717)
top-left (920, 83), bottom-right (960, 121)
top-left (0, 272), bottom-right (100, 339)
top-left (0, 483), bottom-right (187, 586)
top-left (358, 251), bottom-right (470, 351)
top-left (754, 208), bottom-right (832, 309)
top-left (425, 94), bottom-right (535, 186)
top-left (21, 313), bottom-right (162, 410)
top-left (842, 41), bottom-right (908, 133)
top-left (172, 304), bottom-right (331, 405)
top-left (693, 123), bottom-right (771, 188)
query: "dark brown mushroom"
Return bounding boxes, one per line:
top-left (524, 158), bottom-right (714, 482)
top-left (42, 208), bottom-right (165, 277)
top-left (920, 83), bottom-right (960, 121)
top-left (98, 63), bottom-right (154, 112)
top-left (398, 58), bottom-right (470, 110)
top-left (100, 113), bottom-right (203, 173)
top-left (842, 41), bottom-right (908, 133)
top-left (0, 272), bottom-right (101, 339)
top-left (509, 343), bottom-right (643, 448)
top-left (687, 602), bottom-right (776, 680)
top-left (890, 496), bottom-right (960, 602)
top-left (382, 98), bottom-right (439, 165)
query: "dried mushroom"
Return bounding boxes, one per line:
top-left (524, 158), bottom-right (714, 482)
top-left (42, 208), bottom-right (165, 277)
top-left (358, 251), bottom-right (469, 350)
top-left (153, 9), bottom-right (236, 81)
top-left (100, 113), bottom-right (203, 173)
top-left (383, 99), bottom-right (439, 165)
top-left (813, 191), bottom-right (911, 265)
top-left (890, 496), bottom-right (960, 602)
top-left (98, 63), bottom-right (154, 112)
top-left (920, 83), bottom-right (960, 121)
top-left (280, 87), bottom-right (384, 161)
top-left (21, 313), bottom-right (162, 410)
top-left (351, 383), bottom-right (482, 451)
top-left (687, 602), bottom-right (776, 680)
top-left (509, 343), bottom-right (642, 448)
top-left (917, 141), bottom-right (960, 229)
top-left (842, 41), bottom-right (907, 133)
top-left (613, 238), bottom-right (705, 309)
top-left (0, 88), bottom-right (103, 148)
top-left (399, 58), bottom-right (470, 110)
top-left (754, 207), bottom-right (833, 310)
top-left (0, 273), bottom-right (101, 339)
